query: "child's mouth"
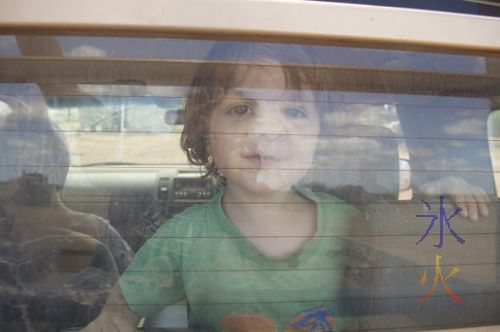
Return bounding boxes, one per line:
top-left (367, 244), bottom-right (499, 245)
top-left (244, 154), bottom-right (278, 168)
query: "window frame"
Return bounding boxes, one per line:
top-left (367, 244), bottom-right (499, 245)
top-left (0, 0), bottom-right (499, 56)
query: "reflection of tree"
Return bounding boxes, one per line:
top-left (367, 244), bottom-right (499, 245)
top-left (78, 82), bottom-right (156, 133)
top-left (80, 104), bottom-right (120, 132)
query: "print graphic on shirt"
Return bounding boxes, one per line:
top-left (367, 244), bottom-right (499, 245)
top-left (285, 306), bottom-right (336, 332)
top-left (221, 305), bottom-right (335, 331)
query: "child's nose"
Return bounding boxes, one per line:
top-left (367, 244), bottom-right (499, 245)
top-left (248, 112), bottom-right (287, 141)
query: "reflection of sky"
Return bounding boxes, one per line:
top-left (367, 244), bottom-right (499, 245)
top-left (313, 46), bottom-right (486, 73)
top-left (0, 34), bottom-right (487, 74)
top-left (58, 37), bottom-right (214, 60)
top-left (0, 83), bottom-right (41, 96)
top-left (444, 118), bottom-right (486, 137)
top-left (325, 92), bottom-right (491, 108)
top-left (1, 35), bottom-right (495, 178)
top-left (395, 93), bottom-right (491, 180)
top-left (0, 35), bottom-right (19, 56)
top-left (324, 91), bottom-right (494, 188)
top-left (392, 95), bottom-right (490, 139)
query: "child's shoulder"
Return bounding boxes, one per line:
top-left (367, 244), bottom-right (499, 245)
top-left (152, 203), bottom-right (209, 236)
top-left (297, 183), bottom-right (352, 204)
top-left (152, 192), bottom-right (224, 238)
top-left (297, 184), bottom-right (360, 216)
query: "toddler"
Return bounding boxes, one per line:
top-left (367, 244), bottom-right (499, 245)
top-left (83, 42), bottom-right (368, 332)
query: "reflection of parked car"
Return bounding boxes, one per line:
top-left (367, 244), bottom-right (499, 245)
top-left (1, 0), bottom-right (500, 330)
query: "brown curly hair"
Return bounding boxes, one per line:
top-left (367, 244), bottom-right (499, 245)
top-left (180, 42), bottom-right (328, 180)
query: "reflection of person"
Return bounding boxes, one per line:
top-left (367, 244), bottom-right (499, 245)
top-left (0, 108), bottom-right (133, 272)
top-left (418, 176), bottom-right (489, 222)
top-left (396, 103), bottom-right (490, 222)
top-left (83, 43), bottom-right (363, 331)
top-left (377, 53), bottom-right (491, 222)
top-left (0, 107), bottom-right (133, 330)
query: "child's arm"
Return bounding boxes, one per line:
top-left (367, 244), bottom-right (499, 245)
top-left (80, 284), bottom-right (140, 332)
top-left (419, 176), bottom-right (490, 222)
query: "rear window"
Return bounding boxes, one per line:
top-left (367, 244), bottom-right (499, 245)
top-left (1, 32), bottom-right (499, 331)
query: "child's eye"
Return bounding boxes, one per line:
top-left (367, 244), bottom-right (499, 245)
top-left (283, 107), bottom-right (307, 119)
top-left (228, 104), bottom-right (253, 116)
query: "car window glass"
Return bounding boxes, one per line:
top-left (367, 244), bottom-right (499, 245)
top-left (1, 34), bottom-right (499, 331)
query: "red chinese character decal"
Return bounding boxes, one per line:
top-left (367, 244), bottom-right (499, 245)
top-left (416, 254), bottom-right (462, 304)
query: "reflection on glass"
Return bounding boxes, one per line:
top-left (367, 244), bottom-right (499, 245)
top-left (0, 103), bottom-right (133, 330)
top-left (0, 34), bottom-right (498, 330)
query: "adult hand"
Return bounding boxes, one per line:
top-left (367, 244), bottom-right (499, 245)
top-left (419, 176), bottom-right (489, 222)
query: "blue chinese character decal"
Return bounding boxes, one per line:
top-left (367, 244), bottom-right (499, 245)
top-left (416, 196), bottom-right (465, 249)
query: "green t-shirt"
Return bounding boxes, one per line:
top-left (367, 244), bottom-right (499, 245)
top-left (120, 185), bottom-right (359, 331)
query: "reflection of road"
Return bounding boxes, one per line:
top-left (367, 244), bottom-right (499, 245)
top-left (69, 132), bottom-right (188, 166)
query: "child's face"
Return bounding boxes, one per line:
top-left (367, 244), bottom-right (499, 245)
top-left (208, 66), bottom-right (320, 195)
